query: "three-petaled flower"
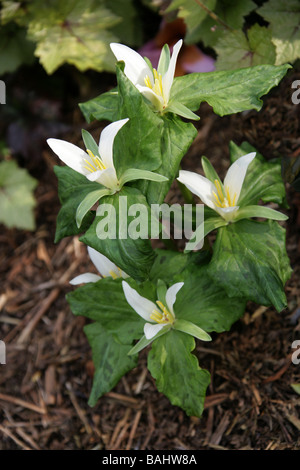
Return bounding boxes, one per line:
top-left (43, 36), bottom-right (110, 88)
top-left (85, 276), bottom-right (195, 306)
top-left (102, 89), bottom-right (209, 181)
top-left (110, 39), bottom-right (197, 119)
top-left (122, 280), bottom-right (211, 354)
top-left (47, 119), bottom-right (128, 192)
top-left (70, 246), bottom-right (128, 285)
top-left (177, 152), bottom-right (256, 222)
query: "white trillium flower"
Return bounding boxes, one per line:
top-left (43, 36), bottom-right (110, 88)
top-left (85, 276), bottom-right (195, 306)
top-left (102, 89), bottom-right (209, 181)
top-left (70, 246), bottom-right (129, 285)
top-left (122, 280), bottom-right (183, 340)
top-left (110, 40), bottom-right (183, 113)
top-left (47, 119), bottom-right (129, 191)
top-left (177, 152), bottom-right (256, 222)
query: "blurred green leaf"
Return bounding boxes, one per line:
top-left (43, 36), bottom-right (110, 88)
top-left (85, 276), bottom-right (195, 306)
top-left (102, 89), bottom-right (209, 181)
top-left (0, 160), bottom-right (37, 230)
top-left (258, 0), bottom-right (300, 65)
top-left (27, 0), bottom-right (119, 74)
top-left (215, 25), bottom-right (276, 70)
top-left (0, 24), bottom-right (35, 74)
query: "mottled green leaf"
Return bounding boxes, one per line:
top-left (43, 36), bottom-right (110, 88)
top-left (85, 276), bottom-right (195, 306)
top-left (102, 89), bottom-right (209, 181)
top-left (148, 330), bottom-right (210, 417)
top-left (171, 63), bottom-right (290, 116)
top-left (207, 219), bottom-right (292, 312)
top-left (84, 323), bottom-right (138, 407)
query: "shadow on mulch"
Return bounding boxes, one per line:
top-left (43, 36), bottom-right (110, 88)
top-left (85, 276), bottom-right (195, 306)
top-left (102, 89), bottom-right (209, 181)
top-left (0, 69), bottom-right (300, 451)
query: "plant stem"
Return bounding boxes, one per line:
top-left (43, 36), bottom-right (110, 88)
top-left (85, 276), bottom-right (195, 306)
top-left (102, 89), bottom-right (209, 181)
top-left (193, 0), bottom-right (233, 31)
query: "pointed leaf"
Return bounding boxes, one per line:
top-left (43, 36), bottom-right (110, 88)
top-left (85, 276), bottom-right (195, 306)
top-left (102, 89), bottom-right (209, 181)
top-left (76, 188), bottom-right (112, 228)
top-left (148, 330), bottom-right (211, 417)
top-left (174, 319), bottom-right (212, 342)
top-left (84, 323), bottom-right (138, 407)
top-left (234, 205), bottom-right (288, 222)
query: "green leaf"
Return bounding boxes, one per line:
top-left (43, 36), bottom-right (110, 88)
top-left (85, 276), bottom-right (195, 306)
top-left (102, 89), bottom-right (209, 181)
top-left (0, 160), bottom-right (37, 230)
top-left (207, 219), bottom-right (292, 312)
top-left (104, 0), bottom-right (142, 47)
top-left (119, 168), bottom-right (168, 187)
top-left (67, 277), bottom-right (145, 344)
top-left (291, 383), bottom-right (300, 395)
top-left (174, 319), bottom-right (211, 342)
top-left (171, 63), bottom-right (291, 116)
top-left (157, 44), bottom-right (170, 76)
top-left (234, 205), bottom-right (288, 222)
top-left (199, 0), bottom-right (256, 48)
top-left (54, 165), bottom-right (100, 242)
top-left (258, 0), bottom-right (300, 65)
top-left (229, 141), bottom-right (287, 207)
top-left (128, 327), bottom-right (170, 356)
top-left (0, 24), bottom-right (35, 74)
top-left (156, 279), bottom-right (168, 306)
top-left (166, 0), bottom-right (217, 44)
top-left (201, 156), bottom-right (222, 185)
top-left (80, 187), bottom-right (156, 281)
top-left (167, 101), bottom-right (200, 121)
top-left (76, 188), bottom-right (112, 228)
top-left (215, 25), bottom-right (276, 71)
top-left (81, 129), bottom-right (99, 157)
top-left (84, 323), bottom-right (138, 407)
top-left (79, 89), bottom-right (120, 124)
top-left (148, 330), bottom-right (210, 417)
top-left (113, 64), bottom-right (164, 175)
top-left (27, 0), bottom-right (120, 74)
top-left (141, 114), bottom-right (197, 205)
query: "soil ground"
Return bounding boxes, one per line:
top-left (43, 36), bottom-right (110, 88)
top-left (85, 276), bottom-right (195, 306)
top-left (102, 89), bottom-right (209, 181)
top-left (0, 65), bottom-right (300, 451)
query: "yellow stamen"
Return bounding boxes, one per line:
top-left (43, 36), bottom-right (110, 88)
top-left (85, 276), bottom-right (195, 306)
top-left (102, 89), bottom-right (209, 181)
top-left (213, 180), bottom-right (237, 208)
top-left (144, 68), bottom-right (164, 100)
top-left (149, 300), bottom-right (175, 324)
top-left (85, 149), bottom-right (106, 172)
top-left (214, 179), bottom-right (225, 203)
top-left (109, 270), bottom-right (118, 280)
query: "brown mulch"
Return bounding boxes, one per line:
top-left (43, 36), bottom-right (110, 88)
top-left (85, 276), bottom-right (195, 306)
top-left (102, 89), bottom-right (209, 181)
top-left (0, 69), bottom-right (300, 451)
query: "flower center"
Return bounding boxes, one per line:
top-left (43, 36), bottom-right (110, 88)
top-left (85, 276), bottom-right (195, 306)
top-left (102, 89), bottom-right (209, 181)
top-left (212, 179), bottom-right (237, 208)
top-left (150, 300), bottom-right (175, 324)
top-left (108, 267), bottom-right (123, 280)
top-left (84, 149), bottom-right (106, 173)
top-left (144, 68), bottom-right (165, 100)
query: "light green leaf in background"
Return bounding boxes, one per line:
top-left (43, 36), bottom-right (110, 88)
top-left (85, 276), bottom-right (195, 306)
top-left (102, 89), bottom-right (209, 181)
top-left (148, 330), bottom-right (211, 417)
top-left (166, 0), bottom-right (217, 45)
top-left (26, 0), bottom-right (120, 74)
top-left (215, 25), bottom-right (276, 70)
top-left (258, 0), bottom-right (300, 66)
top-left (0, 160), bottom-right (37, 231)
top-left (0, 24), bottom-right (35, 74)
top-left (199, 0), bottom-right (256, 48)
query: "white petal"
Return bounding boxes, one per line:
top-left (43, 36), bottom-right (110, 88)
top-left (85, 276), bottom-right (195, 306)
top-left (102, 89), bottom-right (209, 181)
top-left (122, 281), bottom-right (157, 322)
top-left (70, 273), bottom-right (101, 285)
top-left (136, 84), bottom-right (164, 109)
top-left (177, 170), bottom-right (216, 210)
top-left (223, 152), bottom-right (256, 203)
top-left (162, 39), bottom-right (183, 103)
top-left (86, 167), bottom-right (118, 190)
top-left (87, 246), bottom-right (120, 278)
top-left (165, 282), bottom-right (184, 316)
top-left (98, 119), bottom-right (129, 170)
top-left (144, 322), bottom-right (165, 340)
top-left (47, 138), bottom-right (88, 175)
top-left (110, 43), bottom-right (152, 86)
